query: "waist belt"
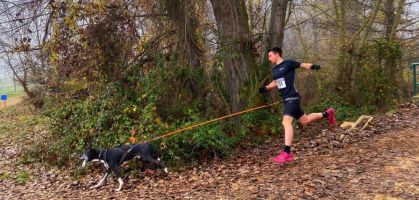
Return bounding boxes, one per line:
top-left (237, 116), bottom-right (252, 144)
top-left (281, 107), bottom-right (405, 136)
top-left (283, 97), bottom-right (300, 102)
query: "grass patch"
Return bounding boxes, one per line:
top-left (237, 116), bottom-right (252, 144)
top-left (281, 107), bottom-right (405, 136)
top-left (0, 172), bottom-right (10, 180)
top-left (0, 85), bottom-right (24, 95)
top-left (0, 123), bottom-right (13, 136)
top-left (15, 171), bottom-right (31, 184)
top-left (17, 155), bottom-right (37, 165)
top-left (6, 93), bottom-right (24, 98)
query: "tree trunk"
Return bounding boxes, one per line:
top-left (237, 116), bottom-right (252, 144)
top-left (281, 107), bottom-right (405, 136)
top-left (355, 0), bottom-right (383, 54)
top-left (163, 0), bottom-right (202, 69)
top-left (162, 0), bottom-right (204, 98)
top-left (389, 0), bottom-right (404, 42)
top-left (210, 0), bottom-right (257, 113)
top-left (384, 0), bottom-right (395, 40)
top-left (5, 53), bottom-right (36, 100)
top-left (266, 0), bottom-right (290, 52)
top-left (333, 0), bottom-right (350, 95)
top-left (247, 0), bottom-right (254, 32)
top-left (383, 0), bottom-right (404, 99)
top-left (349, 0), bottom-right (383, 103)
top-left (264, 0), bottom-right (290, 104)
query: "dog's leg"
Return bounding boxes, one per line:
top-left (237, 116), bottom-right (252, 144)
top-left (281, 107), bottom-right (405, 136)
top-left (111, 166), bottom-right (124, 192)
top-left (144, 157), bottom-right (168, 174)
top-left (116, 177), bottom-right (124, 192)
top-left (158, 158), bottom-right (169, 174)
top-left (139, 162), bottom-right (146, 172)
top-left (91, 170), bottom-right (110, 189)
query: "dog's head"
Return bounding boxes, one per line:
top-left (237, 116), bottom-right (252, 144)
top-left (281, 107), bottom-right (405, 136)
top-left (80, 148), bottom-right (99, 167)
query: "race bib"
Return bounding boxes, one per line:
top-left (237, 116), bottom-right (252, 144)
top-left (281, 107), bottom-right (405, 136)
top-left (275, 78), bottom-right (286, 89)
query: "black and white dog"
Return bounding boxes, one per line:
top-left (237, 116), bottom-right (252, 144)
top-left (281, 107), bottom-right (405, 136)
top-left (80, 143), bottom-right (168, 191)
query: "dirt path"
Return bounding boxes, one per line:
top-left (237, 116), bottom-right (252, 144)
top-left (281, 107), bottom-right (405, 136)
top-left (1, 104), bottom-right (418, 199)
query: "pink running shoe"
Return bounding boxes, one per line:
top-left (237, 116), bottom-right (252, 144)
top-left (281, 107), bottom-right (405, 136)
top-left (272, 151), bottom-right (293, 164)
top-left (325, 108), bottom-right (336, 125)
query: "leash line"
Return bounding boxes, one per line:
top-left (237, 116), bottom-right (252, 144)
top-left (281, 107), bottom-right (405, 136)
top-left (121, 101), bottom-right (280, 164)
top-left (143, 101), bottom-right (281, 143)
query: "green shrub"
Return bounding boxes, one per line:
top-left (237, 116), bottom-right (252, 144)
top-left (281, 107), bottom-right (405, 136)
top-left (355, 39), bottom-right (404, 109)
top-left (309, 92), bottom-right (376, 122)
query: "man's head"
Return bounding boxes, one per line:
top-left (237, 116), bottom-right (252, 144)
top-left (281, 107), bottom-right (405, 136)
top-left (268, 47), bottom-right (283, 64)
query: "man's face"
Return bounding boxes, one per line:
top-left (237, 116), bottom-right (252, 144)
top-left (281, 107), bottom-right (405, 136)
top-left (268, 51), bottom-right (280, 64)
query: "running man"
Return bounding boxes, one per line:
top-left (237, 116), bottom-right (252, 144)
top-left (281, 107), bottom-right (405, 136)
top-left (259, 47), bottom-right (336, 164)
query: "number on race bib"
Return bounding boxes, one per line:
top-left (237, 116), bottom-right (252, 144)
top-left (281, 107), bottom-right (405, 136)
top-left (275, 78), bottom-right (286, 89)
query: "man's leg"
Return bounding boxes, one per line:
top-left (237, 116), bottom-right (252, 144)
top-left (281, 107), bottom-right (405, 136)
top-left (299, 108), bottom-right (336, 126)
top-left (272, 115), bottom-right (294, 164)
top-left (283, 115), bottom-right (294, 147)
top-left (298, 113), bottom-right (323, 126)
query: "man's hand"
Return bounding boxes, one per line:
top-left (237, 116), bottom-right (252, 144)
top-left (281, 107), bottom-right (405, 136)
top-left (259, 86), bottom-right (268, 93)
top-left (260, 80), bottom-right (277, 93)
top-left (310, 64), bottom-right (321, 70)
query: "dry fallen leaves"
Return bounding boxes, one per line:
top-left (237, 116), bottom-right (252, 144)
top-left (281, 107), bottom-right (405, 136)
top-left (1, 103), bottom-right (418, 199)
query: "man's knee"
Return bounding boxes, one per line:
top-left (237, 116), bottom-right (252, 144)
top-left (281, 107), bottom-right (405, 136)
top-left (299, 118), bottom-right (309, 126)
top-left (282, 116), bottom-right (293, 126)
top-left (298, 114), bottom-right (309, 126)
top-left (299, 120), bottom-right (309, 126)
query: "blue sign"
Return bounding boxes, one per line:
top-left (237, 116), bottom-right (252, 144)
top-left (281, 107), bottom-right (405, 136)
top-left (1, 95), bottom-right (7, 101)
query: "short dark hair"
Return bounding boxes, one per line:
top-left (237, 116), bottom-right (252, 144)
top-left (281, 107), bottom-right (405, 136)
top-left (268, 47), bottom-right (282, 57)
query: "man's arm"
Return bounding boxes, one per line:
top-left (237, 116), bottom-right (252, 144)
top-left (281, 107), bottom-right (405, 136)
top-left (265, 80), bottom-right (277, 90)
top-left (300, 63), bottom-right (321, 70)
top-left (259, 80), bottom-right (276, 93)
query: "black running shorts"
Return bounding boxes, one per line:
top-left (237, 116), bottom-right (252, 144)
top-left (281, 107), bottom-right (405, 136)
top-left (283, 98), bottom-right (305, 119)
